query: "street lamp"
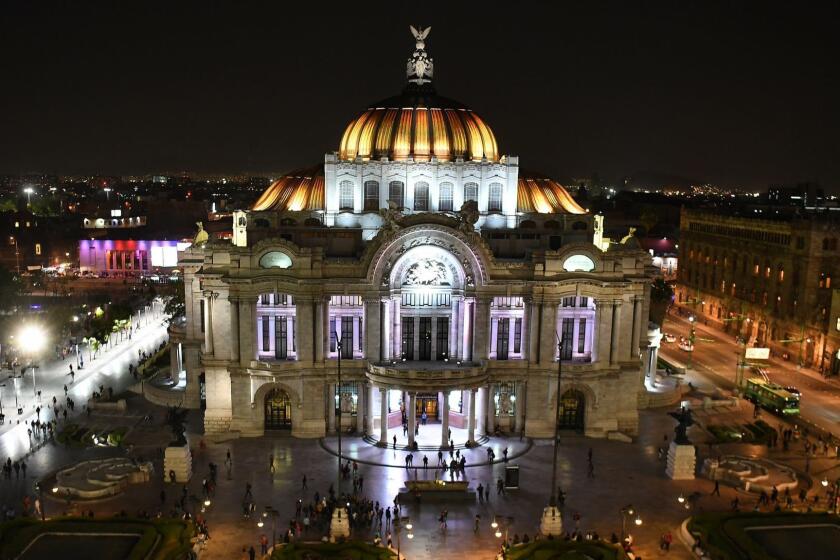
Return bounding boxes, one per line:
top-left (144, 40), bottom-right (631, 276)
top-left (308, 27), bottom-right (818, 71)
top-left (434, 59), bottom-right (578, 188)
top-left (540, 335), bottom-right (565, 537)
top-left (9, 236), bottom-right (19, 275)
top-left (18, 325), bottom-right (46, 397)
top-left (620, 505), bottom-right (641, 541)
top-left (104, 187), bottom-right (112, 201)
top-left (24, 187), bottom-right (33, 205)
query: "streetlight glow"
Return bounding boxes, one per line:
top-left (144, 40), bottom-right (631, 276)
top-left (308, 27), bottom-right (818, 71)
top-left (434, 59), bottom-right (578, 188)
top-left (18, 325), bottom-right (46, 353)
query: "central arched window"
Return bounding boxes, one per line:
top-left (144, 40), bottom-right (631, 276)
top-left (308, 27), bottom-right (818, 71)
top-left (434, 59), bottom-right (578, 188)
top-left (339, 180), bottom-right (354, 210)
top-left (364, 180), bottom-right (379, 211)
top-left (414, 182), bottom-right (429, 211)
top-left (389, 181), bottom-right (404, 209)
top-left (439, 182), bottom-right (453, 211)
top-left (464, 182), bottom-right (478, 203)
top-left (488, 182), bottom-right (503, 212)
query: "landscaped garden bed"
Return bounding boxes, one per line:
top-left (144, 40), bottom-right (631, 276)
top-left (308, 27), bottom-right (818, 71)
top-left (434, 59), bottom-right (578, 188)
top-left (271, 541), bottom-right (397, 559)
top-left (0, 517), bottom-right (194, 560)
top-left (504, 539), bottom-right (628, 560)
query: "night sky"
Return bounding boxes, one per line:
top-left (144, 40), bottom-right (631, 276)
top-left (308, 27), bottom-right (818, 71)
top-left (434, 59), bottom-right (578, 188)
top-left (2, 1), bottom-right (838, 190)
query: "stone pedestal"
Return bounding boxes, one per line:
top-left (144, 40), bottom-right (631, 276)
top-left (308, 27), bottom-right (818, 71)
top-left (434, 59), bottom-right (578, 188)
top-left (540, 506), bottom-right (563, 536)
top-left (164, 445), bottom-right (193, 483)
top-left (666, 441), bottom-right (696, 480)
top-left (329, 507), bottom-right (350, 541)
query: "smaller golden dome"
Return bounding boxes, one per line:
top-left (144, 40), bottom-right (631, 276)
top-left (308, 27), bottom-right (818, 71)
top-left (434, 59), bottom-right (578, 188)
top-left (339, 92), bottom-right (498, 163)
top-left (251, 164), bottom-right (324, 212)
top-left (517, 171), bottom-right (587, 215)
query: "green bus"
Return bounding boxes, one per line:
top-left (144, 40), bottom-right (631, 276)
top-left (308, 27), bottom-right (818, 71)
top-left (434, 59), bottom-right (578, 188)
top-left (744, 378), bottom-right (800, 415)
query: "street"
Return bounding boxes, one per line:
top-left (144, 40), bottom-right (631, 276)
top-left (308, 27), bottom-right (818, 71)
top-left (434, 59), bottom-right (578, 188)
top-left (0, 310), bottom-right (169, 461)
top-left (659, 312), bottom-right (840, 435)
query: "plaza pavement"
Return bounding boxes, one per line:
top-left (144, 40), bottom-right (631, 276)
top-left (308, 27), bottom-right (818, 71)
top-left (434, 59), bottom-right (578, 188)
top-left (2, 372), bottom-right (838, 559)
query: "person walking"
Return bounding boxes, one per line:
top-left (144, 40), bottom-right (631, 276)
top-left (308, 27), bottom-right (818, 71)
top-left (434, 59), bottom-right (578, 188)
top-left (587, 461), bottom-right (595, 478)
top-left (302, 475), bottom-right (307, 489)
top-left (248, 545), bottom-right (256, 560)
top-left (422, 455), bottom-right (428, 469)
top-left (269, 453), bottom-right (275, 473)
top-left (477, 483), bottom-right (484, 503)
top-left (474, 513), bottom-right (481, 534)
top-left (393, 434), bottom-right (397, 449)
top-left (711, 480), bottom-right (721, 496)
top-left (260, 534), bottom-right (268, 555)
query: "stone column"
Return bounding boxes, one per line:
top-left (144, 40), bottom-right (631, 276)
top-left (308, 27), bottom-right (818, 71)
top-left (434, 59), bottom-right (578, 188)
top-left (203, 292), bottom-right (214, 355)
top-left (631, 296), bottom-right (643, 361)
top-left (364, 298), bottom-right (381, 362)
top-left (467, 388), bottom-right (477, 445)
top-left (314, 298), bottom-right (326, 363)
top-left (327, 383), bottom-right (336, 433)
top-left (539, 302), bottom-right (558, 365)
top-left (356, 382), bottom-right (366, 433)
top-left (485, 384), bottom-right (495, 434)
top-left (441, 391), bottom-right (450, 448)
top-left (229, 298), bottom-right (240, 362)
top-left (596, 299), bottom-right (612, 366)
top-left (392, 297), bottom-right (401, 359)
top-left (379, 387), bottom-right (388, 445)
top-left (407, 392), bottom-right (415, 448)
top-left (514, 381), bottom-right (525, 433)
top-left (237, 298), bottom-right (255, 365)
top-left (296, 297), bottom-right (314, 363)
top-left (474, 298), bottom-right (491, 360)
top-left (610, 301), bottom-right (622, 365)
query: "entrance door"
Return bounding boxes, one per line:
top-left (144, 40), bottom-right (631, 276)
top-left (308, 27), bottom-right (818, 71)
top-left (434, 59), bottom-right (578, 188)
top-left (418, 317), bottom-right (432, 360)
top-left (415, 394), bottom-right (439, 420)
top-left (436, 317), bottom-right (449, 360)
top-left (558, 389), bottom-right (585, 430)
top-left (265, 388), bottom-right (292, 430)
top-left (497, 318), bottom-right (510, 360)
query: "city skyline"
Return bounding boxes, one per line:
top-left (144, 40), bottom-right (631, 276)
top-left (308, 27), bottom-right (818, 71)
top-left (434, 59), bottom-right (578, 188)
top-left (1, 2), bottom-right (839, 190)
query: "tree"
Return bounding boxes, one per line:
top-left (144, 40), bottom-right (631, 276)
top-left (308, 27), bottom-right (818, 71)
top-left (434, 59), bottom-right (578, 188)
top-left (649, 278), bottom-right (674, 326)
top-left (164, 278), bottom-right (185, 323)
top-left (0, 266), bottom-right (20, 311)
top-left (639, 207), bottom-right (659, 236)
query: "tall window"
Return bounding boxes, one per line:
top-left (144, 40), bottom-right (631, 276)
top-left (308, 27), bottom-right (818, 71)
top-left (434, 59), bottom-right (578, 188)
top-left (464, 182), bottom-right (478, 202)
top-left (275, 317), bottom-right (287, 359)
top-left (401, 317), bottom-right (414, 360)
top-left (199, 299), bottom-right (205, 333)
top-left (514, 318), bottom-right (522, 354)
top-left (340, 317), bottom-right (353, 359)
top-left (339, 180), bottom-right (354, 210)
top-left (497, 318), bottom-right (510, 360)
top-left (389, 181), bottom-right (404, 209)
top-left (262, 316), bottom-right (270, 351)
top-left (414, 181), bottom-right (429, 211)
top-left (488, 182), bottom-right (503, 212)
top-left (436, 317), bottom-right (449, 360)
top-left (560, 318), bottom-right (574, 360)
top-left (364, 180), bottom-right (379, 211)
top-left (577, 318), bottom-right (586, 354)
top-left (439, 182), bottom-right (453, 211)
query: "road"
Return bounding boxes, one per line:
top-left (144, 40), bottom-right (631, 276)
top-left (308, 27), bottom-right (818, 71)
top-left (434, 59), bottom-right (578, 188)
top-left (0, 310), bottom-right (169, 461)
top-left (659, 313), bottom-right (840, 436)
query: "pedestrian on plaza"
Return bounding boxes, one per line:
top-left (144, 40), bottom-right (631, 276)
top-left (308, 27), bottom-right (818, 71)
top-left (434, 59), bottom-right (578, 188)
top-left (477, 483), bottom-right (484, 503)
top-left (20, 462), bottom-right (26, 478)
top-left (474, 513), bottom-right (481, 533)
top-left (385, 506), bottom-right (391, 528)
top-left (393, 434), bottom-right (397, 449)
top-left (485, 485), bottom-right (490, 502)
top-left (64, 385), bottom-right (68, 396)
top-left (503, 447), bottom-right (509, 462)
top-left (248, 545), bottom-right (255, 560)
top-left (244, 482), bottom-right (253, 501)
top-left (403, 423), bottom-right (407, 437)
top-left (438, 450), bottom-right (443, 465)
top-left (422, 455), bottom-right (428, 469)
top-left (302, 475), bottom-right (307, 489)
top-left (269, 454), bottom-right (275, 473)
top-left (587, 461), bottom-right (595, 478)
top-left (711, 480), bottom-right (721, 496)
top-left (497, 477), bottom-right (504, 495)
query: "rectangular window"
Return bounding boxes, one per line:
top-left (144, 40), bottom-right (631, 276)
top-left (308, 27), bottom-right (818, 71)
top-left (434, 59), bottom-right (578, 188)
top-left (199, 299), bottom-right (205, 333)
top-left (401, 317), bottom-right (414, 360)
top-left (389, 181), bottom-right (404, 209)
top-left (358, 318), bottom-right (363, 353)
top-left (364, 181), bottom-right (379, 211)
top-left (414, 182), bottom-right (429, 211)
top-left (260, 293), bottom-right (270, 306)
top-left (35, 243), bottom-right (41, 255)
top-left (275, 316), bottom-right (287, 359)
top-left (488, 183), bottom-right (503, 212)
top-left (464, 182), bottom-right (478, 202)
top-left (262, 316), bottom-right (270, 352)
top-left (436, 317), bottom-right (449, 360)
top-left (339, 181), bottom-right (354, 210)
top-left (496, 318), bottom-right (510, 360)
top-left (577, 318), bottom-right (586, 354)
top-left (291, 318), bottom-right (296, 352)
top-left (513, 317), bottom-right (522, 354)
top-left (439, 183), bottom-right (453, 211)
top-left (330, 317), bottom-right (337, 352)
top-left (560, 318), bottom-right (574, 360)
top-left (562, 297), bottom-right (576, 307)
top-left (341, 316), bottom-right (353, 359)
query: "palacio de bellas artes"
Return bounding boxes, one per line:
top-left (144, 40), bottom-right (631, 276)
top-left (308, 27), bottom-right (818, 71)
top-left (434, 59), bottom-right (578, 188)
top-left (177, 27), bottom-right (658, 446)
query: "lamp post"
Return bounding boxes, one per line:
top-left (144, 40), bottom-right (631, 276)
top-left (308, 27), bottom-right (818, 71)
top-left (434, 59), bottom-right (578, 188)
top-left (9, 236), bottom-right (19, 275)
top-left (24, 187), bottom-right (33, 206)
top-left (620, 505), bottom-right (642, 541)
top-left (19, 325), bottom-right (46, 398)
top-left (539, 336), bottom-right (564, 537)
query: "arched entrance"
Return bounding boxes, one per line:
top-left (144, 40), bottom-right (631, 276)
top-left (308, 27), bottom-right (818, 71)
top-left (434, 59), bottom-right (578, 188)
top-left (558, 389), bottom-right (585, 430)
top-left (264, 388), bottom-right (292, 430)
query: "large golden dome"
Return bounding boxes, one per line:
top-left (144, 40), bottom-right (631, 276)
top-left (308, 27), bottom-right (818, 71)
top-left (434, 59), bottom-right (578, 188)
top-left (338, 91), bottom-right (499, 163)
top-left (251, 164), bottom-right (324, 212)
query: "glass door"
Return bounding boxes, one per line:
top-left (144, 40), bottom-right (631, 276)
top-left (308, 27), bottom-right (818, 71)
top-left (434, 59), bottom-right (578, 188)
top-left (418, 317), bottom-right (432, 360)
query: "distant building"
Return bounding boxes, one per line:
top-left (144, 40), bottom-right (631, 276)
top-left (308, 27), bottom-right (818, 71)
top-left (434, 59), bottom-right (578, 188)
top-left (79, 239), bottom-right (190, 275)
top-left (677, 207), bottom-right (840, 375)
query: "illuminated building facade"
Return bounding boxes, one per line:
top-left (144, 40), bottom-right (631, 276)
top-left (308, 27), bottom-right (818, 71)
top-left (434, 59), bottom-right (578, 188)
top-left (178, 30), bottom-right (656, 442)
